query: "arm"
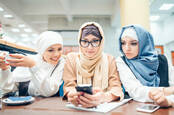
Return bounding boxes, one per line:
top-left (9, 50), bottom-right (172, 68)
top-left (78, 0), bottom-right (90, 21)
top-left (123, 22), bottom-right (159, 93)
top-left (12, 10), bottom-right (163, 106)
top-left (7, 54), bottom-right (64, 97)
top-left (116, 57), bottom-right (153, 102)
top-left (62, 53), bottom-right (77, 98)
top-left (106, 56), bottom-right (124, 102)
top-left (0, 55), bottom-right (17, 95)
top-left (0, 68), bottom-right (18, 95)
top-left (62, 53), bottom-right (81, 106)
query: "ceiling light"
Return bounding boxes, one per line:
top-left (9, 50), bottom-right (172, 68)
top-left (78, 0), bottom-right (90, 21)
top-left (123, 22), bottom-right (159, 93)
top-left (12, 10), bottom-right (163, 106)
top-left (18, 24), bottom-right (26, 28)
top-left (21, 34), bottom-right (28, 37)
top-left (11, 28), bottom-right (20, 32)
top-left (24, 28), bottom-right (32, 32)
top-left (150, 16), bottom-right (160, 21)
top-left (159, 4), bottom-right (174, 10)
top-left (0, 7), bottom-right (4, 12)
top-left (3, 14), bottom-right (13, 18)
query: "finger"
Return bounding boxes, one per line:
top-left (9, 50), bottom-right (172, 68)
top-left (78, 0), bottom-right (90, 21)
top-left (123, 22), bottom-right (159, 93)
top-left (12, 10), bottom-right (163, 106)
top-left (156, 97), bottom-right (166, 105)
top-left (79, 95), bottom-right (93, 105)
top-left (69, 96), bottom-right (79, 106)
top-left (8, 62), bottom-right (23, 67)
top-left (9, 54), bottom-right (24, 59)
top-left (93, 87), bottom-right (102, 92)
top-left (0, 56), bottom-right (5, 60)
top-left (68, 92), bottom-right (79, 97)
top-left (154, 92), bottom-right (164, 101)
top-left (6, 58), bottom-right (23, 63)
top-left (78, 98), bottom-right (92, 108)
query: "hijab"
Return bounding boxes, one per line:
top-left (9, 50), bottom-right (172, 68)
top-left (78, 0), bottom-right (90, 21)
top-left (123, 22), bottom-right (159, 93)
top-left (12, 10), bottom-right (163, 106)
top-left (119, 25), bottom-right (160, 87)
top-left (76, 22), bottom-right (108, 90)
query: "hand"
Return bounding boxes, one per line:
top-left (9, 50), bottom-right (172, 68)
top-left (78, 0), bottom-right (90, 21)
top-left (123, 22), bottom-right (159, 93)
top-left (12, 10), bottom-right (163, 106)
top-left (163, 87), bottom-right (174, 96)
top-left (67, 90), bottom-right (81, 106)
top-left (77, 88), bottom-right (105, 108)
top-left (0, 55), bottom-right (10, 70)
top-left (6, 54), bottom-right (36, 68)
top-left (149, 88), bottom-right (171, 107)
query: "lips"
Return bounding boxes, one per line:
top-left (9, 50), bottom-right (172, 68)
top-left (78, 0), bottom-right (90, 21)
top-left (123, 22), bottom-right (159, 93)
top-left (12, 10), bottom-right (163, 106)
top-left (51, 58), bottom-right (59, 61)
top-left (125, 53), bottom-right (131, 55)
top-left (87, 51), bottom-right (95, 53)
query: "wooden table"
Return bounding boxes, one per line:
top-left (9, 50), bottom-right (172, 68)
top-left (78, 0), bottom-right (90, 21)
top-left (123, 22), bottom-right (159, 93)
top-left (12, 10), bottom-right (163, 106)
top-left (0, 97), bottom-right (174, 115)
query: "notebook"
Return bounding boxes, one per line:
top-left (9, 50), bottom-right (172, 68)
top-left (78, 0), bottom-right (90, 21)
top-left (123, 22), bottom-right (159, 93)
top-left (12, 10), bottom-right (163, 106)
top-left (66, 98), bottom-right (132, 113)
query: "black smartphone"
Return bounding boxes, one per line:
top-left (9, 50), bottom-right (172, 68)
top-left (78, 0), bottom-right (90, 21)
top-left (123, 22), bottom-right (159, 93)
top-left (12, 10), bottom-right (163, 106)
top-left (75, 84), bottom-right (93, 95)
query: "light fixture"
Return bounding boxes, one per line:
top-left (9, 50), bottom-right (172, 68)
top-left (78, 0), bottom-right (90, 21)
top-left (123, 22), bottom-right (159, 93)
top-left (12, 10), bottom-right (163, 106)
top-left (3, 14), bottom-right (13, 18)
top-left (24, 28), bottom-right (32, 32)
top-left (150, 15), bottom-right (160, 21)
top-left (21, 34), bottom-right (28, 37)
top-left (18, 24), bottom-right (26, 28)
top-left (159, 4), bottom-right (174, 10)
top-left (0, 7), bottom-right (4, 12)
top-left (11, 28), bottom-right (20, 32)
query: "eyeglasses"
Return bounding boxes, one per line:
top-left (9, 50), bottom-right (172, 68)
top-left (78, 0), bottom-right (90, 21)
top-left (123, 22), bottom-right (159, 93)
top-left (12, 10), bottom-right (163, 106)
top-left (80, 39), bottom-right (101, 48)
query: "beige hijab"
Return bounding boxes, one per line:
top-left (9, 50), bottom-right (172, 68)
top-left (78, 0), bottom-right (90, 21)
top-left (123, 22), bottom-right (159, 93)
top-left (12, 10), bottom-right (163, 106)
top-left (76, 22), bottom-right (108, 90)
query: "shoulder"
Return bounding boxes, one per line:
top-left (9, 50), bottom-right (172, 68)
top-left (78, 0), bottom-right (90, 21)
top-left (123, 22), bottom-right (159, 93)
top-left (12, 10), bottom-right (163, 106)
top-left (116, 56), bottom-right (124, 63)
top-left (104, 53), bottom-right (115, 62)
top-left (66, 52), bottom-right (79, 59)
top-left (115, 56), bottom-right (128, 70)
top-left (65, 52), bottom-right (79, 65)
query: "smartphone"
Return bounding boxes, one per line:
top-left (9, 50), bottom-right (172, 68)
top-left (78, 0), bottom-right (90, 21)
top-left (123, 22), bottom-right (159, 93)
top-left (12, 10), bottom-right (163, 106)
top-left (136, 104), bottom-right (160, 113)
top-left (75, 84), bottom-right (93, 95)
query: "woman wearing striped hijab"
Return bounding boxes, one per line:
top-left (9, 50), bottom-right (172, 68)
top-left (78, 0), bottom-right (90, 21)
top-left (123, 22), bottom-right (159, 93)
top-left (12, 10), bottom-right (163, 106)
top-left (63, 22), bottom-right (123, 108)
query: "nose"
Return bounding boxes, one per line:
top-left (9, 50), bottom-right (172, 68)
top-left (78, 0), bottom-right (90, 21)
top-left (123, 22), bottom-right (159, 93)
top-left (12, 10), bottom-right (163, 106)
top-left (53, 51), bottom-right (61, 57)
top-left (87, 43), bottom-right (93, 49)
top-left (125, 44), bottom-right (131, 51)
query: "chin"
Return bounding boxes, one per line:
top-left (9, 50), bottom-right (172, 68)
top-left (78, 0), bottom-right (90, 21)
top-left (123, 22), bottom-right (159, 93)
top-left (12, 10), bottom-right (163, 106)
top-left (126, 56), bottom-right (136, 59)
top-left (86, 54), bottom-right (95, 58)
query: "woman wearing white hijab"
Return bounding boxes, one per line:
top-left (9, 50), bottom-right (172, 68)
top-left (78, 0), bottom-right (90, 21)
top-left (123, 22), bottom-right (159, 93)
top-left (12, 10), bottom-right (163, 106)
top-left (0, 31), bottom-right (65, 97)
top-left (63, 22), bottom-right (123, 108)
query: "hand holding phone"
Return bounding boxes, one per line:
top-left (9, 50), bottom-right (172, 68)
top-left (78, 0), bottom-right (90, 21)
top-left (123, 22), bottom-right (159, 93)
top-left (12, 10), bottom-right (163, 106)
top-left (136, 104), bottom-right (160, 113)
top-left (75, 84), bottom-right (93, 95)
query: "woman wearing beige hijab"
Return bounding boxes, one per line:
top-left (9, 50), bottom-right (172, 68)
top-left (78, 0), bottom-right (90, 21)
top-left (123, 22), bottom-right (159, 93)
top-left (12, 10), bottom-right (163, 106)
top-left (63, 22), bottom-right (123, 108)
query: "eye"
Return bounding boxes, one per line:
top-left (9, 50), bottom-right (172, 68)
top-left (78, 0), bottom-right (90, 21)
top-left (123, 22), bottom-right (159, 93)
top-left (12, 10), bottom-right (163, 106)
top-left (58, 48), bottom-right (62, 51)
top-left (121, 41), bottom-right (125, 45)
top-left (131, 42), bottom-right (138, 46)
top-left (48, 49), bottom-right (54, 52)
top-left (92, 39), bottom-right (100, 43)
top-left (81, 40), bottom-right (88, 43)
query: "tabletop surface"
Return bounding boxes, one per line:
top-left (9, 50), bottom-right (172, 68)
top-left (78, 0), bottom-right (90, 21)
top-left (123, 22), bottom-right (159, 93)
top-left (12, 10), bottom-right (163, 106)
top-left (0, 97), bottom-right (174, 115)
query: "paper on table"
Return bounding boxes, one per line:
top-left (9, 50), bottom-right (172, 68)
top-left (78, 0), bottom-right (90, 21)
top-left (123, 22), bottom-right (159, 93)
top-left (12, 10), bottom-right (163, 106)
top-left (66, 98), bottom-right (132, 113)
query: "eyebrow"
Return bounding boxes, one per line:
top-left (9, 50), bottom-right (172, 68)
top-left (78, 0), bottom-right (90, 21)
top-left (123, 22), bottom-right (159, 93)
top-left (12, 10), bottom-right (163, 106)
top-left (131, 40), bottom-right (138, 42)
top-left (81, 37), bottom-right (100, 40)
top-left (121, 40), bottom-right (138, 42)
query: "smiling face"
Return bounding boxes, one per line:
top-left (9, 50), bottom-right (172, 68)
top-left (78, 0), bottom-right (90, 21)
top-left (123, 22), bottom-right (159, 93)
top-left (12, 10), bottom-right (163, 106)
top-left (121, 36), bottom-right (139, 59)
top-left (42, 44), bottom-right (63, 65)
top-left (80, 34), bottom-right (101, 58)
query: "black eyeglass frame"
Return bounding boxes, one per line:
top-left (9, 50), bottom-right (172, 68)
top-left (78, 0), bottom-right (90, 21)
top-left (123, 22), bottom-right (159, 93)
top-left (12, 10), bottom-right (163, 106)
top-left (79, 39), bottom-right (101, 48)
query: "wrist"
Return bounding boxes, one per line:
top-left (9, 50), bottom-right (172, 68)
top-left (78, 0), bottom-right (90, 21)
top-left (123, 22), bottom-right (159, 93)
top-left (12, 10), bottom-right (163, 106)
top-left (102, 92), bottom-right (111, 103)
top-left (29, 61), bottom-right (36, 68)
top-left (1, 66), bottom-right (9, 70)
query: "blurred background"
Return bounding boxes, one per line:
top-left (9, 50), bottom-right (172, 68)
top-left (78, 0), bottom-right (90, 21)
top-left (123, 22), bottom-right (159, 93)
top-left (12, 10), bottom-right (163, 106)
top-left (0, 0), bottom-right (174, 65)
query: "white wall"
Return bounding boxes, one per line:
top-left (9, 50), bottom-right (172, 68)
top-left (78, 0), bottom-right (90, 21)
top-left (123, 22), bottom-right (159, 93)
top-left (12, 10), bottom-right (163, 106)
top-left (150, 15), bottom-right (174, 64)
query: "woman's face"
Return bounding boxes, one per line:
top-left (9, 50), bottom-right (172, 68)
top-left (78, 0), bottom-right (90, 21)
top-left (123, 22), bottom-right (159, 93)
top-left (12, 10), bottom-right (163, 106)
top-left (43, 44), bottom-right (63, 65)
top-left (80, 34), bottom-right (101, 58)
top-left (121, 36), bottom-right (139, 59)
